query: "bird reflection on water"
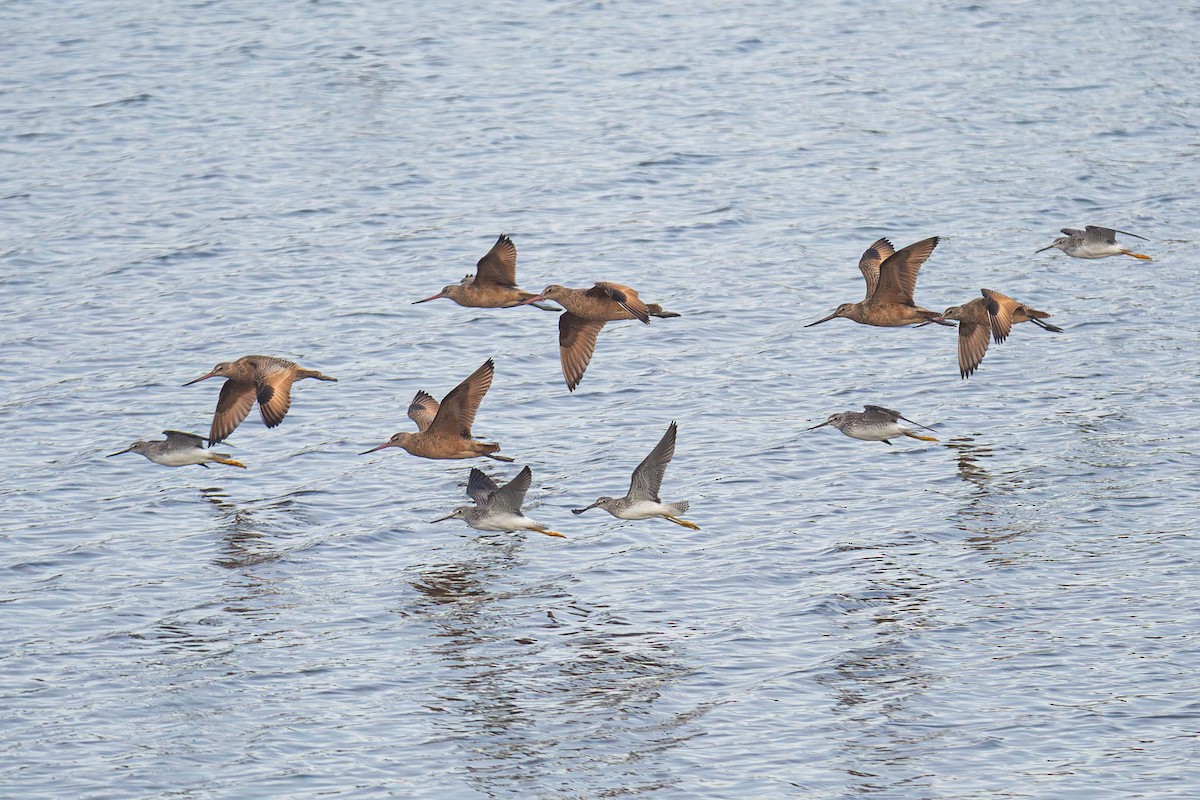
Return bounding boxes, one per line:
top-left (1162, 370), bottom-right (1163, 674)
top-left (407, 551), bottom-right (706, 797)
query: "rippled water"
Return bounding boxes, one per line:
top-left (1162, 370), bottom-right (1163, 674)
top-left (3, 1), bottom-right (1198, 797)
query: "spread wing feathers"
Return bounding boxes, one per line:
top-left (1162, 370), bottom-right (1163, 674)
top-left (857, 238), bottom-right (895, 299)
top-left (475, 234), bottom-right (518, 287)
top-left (428, 359), bottom-right (495, 438)
top-left (981, 288), bottom-right (1018, 343)
top-left (1084, 225), bottom-right (1147, 243)
top-left (1060, 228), bottom-right (1086, 238)
top-left (559, 314), bottom-right (607, 392)
top-left (487, 465), bottom-right (532, 515)
top-left (162, 431), bottom-right (207, 447)
top-left (255, 367), bottom-right (297, 429)
top-left (586, 282), bottom-right (650, 323)
top-left (209, 379), bottom-right (257, 445)
top-left (407, 390), bottom-right (440, 432)
top-left (628, 422), bottom-right (678, 503)
top-left (871, 237), bottom-right (939, 305)
top-left (955, 299), bottom-right (992, 379)
top-left (467, 467), bottom-right (499, 506)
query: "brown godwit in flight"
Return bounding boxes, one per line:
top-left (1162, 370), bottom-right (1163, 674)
top-left (519, 282), bottom-right (681, 391)
top-left (431, 465), bottom-right (564, 537)
top-left (805, 237), bottom-right (953, 328)
top-left (360, 358), bottom-right (513, 461)
top-left (940, 289), bottom-right (1062, 379)
top-left (183, 356), bottom-right (337, 445)
top-left (1036, 226), bottom-right (1151, 260)
top-left (412, 234), bottom-right (557, 310)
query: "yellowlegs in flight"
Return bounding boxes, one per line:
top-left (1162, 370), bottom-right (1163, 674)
top-left (571, 421), bottom-right (699, 529)
top-left (807, 406), bottom-right (938, 445)
top-left (108, 431), bottom-right (246, 468)
top-left (431, 465), bottom-right (564, 537)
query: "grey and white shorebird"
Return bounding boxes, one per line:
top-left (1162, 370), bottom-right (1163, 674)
top-left (807, 406), bottom-right (938, 446)
top-left (1036, 226), bottom-right (1151, 260)
top-left (431, 465), bottom-right (564, 538)
top-left (108, 430), bottom-right (247, 468)
top-left (571, 421), bottom-right (700, 529)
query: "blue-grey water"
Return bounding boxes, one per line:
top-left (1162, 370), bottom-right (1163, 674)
top-left (2, 1), bottom-right (1198, 798)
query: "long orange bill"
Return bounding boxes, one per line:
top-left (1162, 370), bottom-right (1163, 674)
top-left (359, 441), bottom-right (396, 455)
top-left (412, 290), bottom-right (448, 304)
top-left (182, 371), bottom-right (216, 386)
top-left (804, 311), bottom-right (839, 327)
top-left (517, 295), bottom-right (546, 306)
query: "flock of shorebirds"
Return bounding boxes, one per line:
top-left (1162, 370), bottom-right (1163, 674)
top-left (110, 225), bottom-right (1152, 538)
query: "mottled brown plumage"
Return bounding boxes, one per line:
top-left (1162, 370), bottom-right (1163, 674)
top-left (183, 355), bottom-right (336, 445)
top-left (412, 234), bottom-right (555, 309)
top-left (941, 289), bottom-right (1063, 378)
top-left (360, 359), bottom-right (513, 461)
top-left (806, 237), bottom-right (952, 328)
top-left (521, 282), bottom-right (681, 391)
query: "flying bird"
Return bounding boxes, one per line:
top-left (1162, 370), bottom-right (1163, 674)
top-left (184, 355), bottom-right (336, 445)
top-left (431, 465), bottom-right (564, 537)
top-left (108, 430), bottom-right (246, 469)
top-left (1036, 226), bottom-right (1151, 260)
top-left (571, 421), bottom-right (699, 529)
top-left (807, 406), bottom-right (938, 445)
top-left (941, 289), bottom-right (1062, 378)
top-left (412, 234), bottom-right (557, 309)
top-left (360, 359), bottom-right (513, 461)
top-left (520, 282), bottom-right (681, 391)
top-left (806, 237), bottom-right (953, 328)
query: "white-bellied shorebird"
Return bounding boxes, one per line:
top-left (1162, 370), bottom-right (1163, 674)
top-left (571, 421), bottom-right (699, 529)
top-left (431, 465), bottom-right (564, 537)
top-left (108, 431), bottom-right (246, 469)
top-left (1036, 226), bottom-right (1151, 260)
top-left (807, 406), bottom-right (938, 445)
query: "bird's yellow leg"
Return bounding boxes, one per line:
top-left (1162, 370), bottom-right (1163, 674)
top-left (213, 457), bottom-right (248, 469)
top-left (664, 514), bottom-right (701, 530)
top-left (903, 431), bottom-right (939, 443)
top-left (531, 526), bottom-right (566, 538)
top-left (1126, 252), bottom-right (1153, 261)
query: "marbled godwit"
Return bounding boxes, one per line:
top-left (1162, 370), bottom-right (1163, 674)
top-left (941, 289), bottom-right (1062, 378)
top-left (807, 406), bottom-right (938, 445)
top-left (520, 282), bottom-right (681, 391)
top-left (412, 234), bottom-right (557, 309)
top-left (183, 356), bottom-right (336, 445)
top-left (571, 421), bottom-right (699, 529)
top-left (431, 465), bottom-right (564, 537)
top-left (1036, 226), bottom-right (1151, 260)
top-left (805, 237), bottom-right (953, 328)
top-left (108, 431), bottom-right (246, 468)
top-left (360, 358), bottom-right (513, 461)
